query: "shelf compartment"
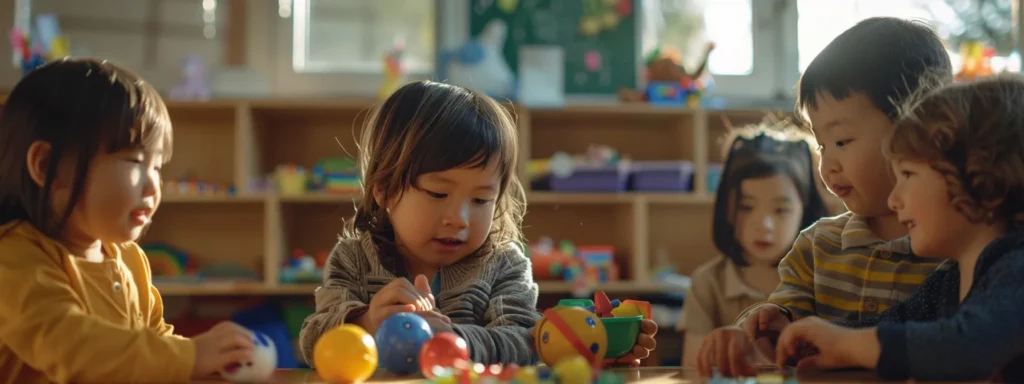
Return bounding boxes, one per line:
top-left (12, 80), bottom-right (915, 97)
top-left (142, 203), bottom-right (266, 281)
top-left (524, 203), bottom-right (637, 282)
top-left (647, 203), bottom-right (716, 276)
top-left (162, 106), bottom-right (237, 186)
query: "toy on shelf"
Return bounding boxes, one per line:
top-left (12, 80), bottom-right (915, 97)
top-left (169, 54), bottom-right (211, 101)
top-left (314, 324), bottom-right (378, 383)
top-left (270, 157), bottom-right (360, 196)
top-left (162, 179), bottom-right (238, 197)
top-left (528, 236), bottom-right (620, 291)
top-left (275, 164), bottom-right (308, 196)
top-left (10, 13), bottom-right (70, 77)
top-left (534, 145), bottom-right (629, 192)
top-left (618, 43), bottom-right (715, 108)
top-left (439, 19), bottom-right (516, 100)
top-left (378, 40), bottom-right (406, 100)
top-left (310, 157), bottom-right (360, 194)
top-left (143, 243), bottom-right (200, 283)
top-left (955, 40), bottom-right (995, 82)
top-left (279, 249), bottom-right (328, 284)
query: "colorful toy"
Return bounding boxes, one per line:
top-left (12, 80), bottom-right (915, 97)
top-left (142, 243), bottom-right (197, 279)
top-left (375, 313), bottom-right (434, 375)
top-left (280, 249), bottom-right (327, 283)
top-left (313, 324), bottom-right (378, 383)
top-left (611, 300), bottom-right (652, 319)
top-left (618, 43), bottom-right (716, 108)
top-left (219, 331), bottom-right (277, 382)
top-left (378, 40), bottom-right (406, 100)
top-left (553, 292), bottom-right (650, 361)
top-left (310, 157), bottom-right (360, 194)
top-left (533, 306), bottom-right (608, 367)
top-left (552, 355), bottom-right (593, 384)
top-left (163, 179), bottom-right (237, 197)
top-left (419, 333), bottom-right (470, 378)
top-left (10, 13), bottom-right (71, 76)
top-left (275, 164), bottom-right (308, 195)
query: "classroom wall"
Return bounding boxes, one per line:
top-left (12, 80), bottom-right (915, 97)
top-left (0, 0), bottom-right (469, 97)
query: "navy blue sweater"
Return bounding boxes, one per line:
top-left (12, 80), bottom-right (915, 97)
top-left (837, 233), bottom-right (1024, 381)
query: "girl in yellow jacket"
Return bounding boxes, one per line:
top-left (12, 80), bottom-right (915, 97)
top-left (0, 58), bottom-right (254, 383)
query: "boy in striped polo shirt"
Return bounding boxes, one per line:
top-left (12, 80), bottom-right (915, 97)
top-left (693, 17), bottom-right (952, 377)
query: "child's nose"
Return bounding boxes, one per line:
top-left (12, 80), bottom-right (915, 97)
top-left (443, 203), bottom-right (469, 229)
top-left (887, 188), bottom-right (903, 212)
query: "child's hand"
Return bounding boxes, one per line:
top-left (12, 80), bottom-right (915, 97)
top-left (367, 277), bottom-right (435, 333)
top-left (741, 305), bottom-right (791, 340)
top-left (417, 310), bottom-right (454, 334)
top-left (190, 322), bottom-right (255, 379)
top-left (696, 326), bottom-right (761, 377)
top-left (774, 317), bottom-right (874, 372)
top-left (606, 319), bottom-right (658, 367)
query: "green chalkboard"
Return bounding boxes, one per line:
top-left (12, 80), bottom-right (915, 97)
top-left (469, 0), bottom-right (639, 95)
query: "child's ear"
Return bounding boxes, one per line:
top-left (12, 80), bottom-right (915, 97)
top-left (372, 187), bottom-right (387, 210)
top-left (25, 140), bottom-right (52, 188)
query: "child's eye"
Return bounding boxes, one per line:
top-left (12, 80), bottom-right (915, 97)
top-left (834, 139), bottom-right (852, 148)
top-left (738, 204), bottom-right (754, 211)
top-left (424, 189), bottom-right (447, 199)
top-left (900, 170), bottom-right (914, 178)
top-left (776, 207), bottom-right (793, 215)
top-left (472, 198), bottom-right (493, 205)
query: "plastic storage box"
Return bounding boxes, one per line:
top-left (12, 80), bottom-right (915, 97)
top-left (550, 163), bottom-right (631, 192)
top-left (630, 161), bottom-right (695, 192)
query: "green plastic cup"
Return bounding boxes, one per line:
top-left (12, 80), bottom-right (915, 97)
top-left (556, 299), bottom-right (594, 309)
top-left (600, 315), bottom-right (643, 358)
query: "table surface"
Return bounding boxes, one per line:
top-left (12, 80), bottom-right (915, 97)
top-left (195, 367), bottom-right (990, 383)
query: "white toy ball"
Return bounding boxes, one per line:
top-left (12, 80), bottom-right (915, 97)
top-left (220, 331), bottom-right (277, 383)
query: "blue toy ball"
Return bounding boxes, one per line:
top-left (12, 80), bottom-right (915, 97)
top-left (374, 312), bottom-right (434, 375)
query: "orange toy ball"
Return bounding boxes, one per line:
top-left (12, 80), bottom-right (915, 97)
top-left (313, 324), bottom-right (378, 383)
top-left (419, 332), bottom-right (470, 378)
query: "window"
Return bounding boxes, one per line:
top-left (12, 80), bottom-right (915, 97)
top-left (291, 0), bottom-right (436, 74)
top-left (641, 0), bottom-right (782, 99)
top-left (796, 0), bottom-right (1020, 74)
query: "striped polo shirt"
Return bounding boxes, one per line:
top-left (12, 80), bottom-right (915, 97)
top-left (736, 212), bottom-right (942, 324)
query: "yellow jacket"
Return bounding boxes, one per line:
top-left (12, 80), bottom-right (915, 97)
top-left (0, 221), bottom-right (194, 383)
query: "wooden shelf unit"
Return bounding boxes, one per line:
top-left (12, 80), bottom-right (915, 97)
top-left (137, 100), bottom-right (783, 297)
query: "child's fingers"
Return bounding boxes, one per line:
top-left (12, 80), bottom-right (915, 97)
top-left (414, 274), bottom-right (432, 294)
top-left (726, 338), bottom-right (756, 377)
top-left (795, 354), bottom-right (823, 373)
top-left (741, 313), bottom-right (760, 339)
top-left (637, 333), bottom-right (656, 349)
top-left (379, 304), bottom-right (417, 320)
top-left (640, 319), bottom-right (658, 335)
top-left (696, 336), bottom-right (711, 375)
top-left (630, 345), bottom-right (650, 359)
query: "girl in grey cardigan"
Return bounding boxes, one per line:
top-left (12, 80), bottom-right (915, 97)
top-left (298, 81), bottom-right (539, 366)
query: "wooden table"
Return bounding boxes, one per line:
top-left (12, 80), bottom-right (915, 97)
top-left (195, 367), bottom-right (990, 383)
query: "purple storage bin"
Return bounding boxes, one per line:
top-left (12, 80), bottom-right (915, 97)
top-left (550, 163), bottom-right (631, 192)
top-left (631, 161), bottom-right (695, 192)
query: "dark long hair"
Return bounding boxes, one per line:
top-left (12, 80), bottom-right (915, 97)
top-left (0, 58), bottom-right (172, 238)
top-left (712, 123), bottom-right (829, 266)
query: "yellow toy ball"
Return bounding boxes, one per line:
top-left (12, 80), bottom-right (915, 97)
top-left (313, 324), bottom-right (378, 383)
top-left (534, 306), bottom-right (608, 367)
top-left (554, 355), bottom-right (594, 384)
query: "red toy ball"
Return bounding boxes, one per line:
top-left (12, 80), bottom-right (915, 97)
top-left (419, 332), bottom-right (470, 378)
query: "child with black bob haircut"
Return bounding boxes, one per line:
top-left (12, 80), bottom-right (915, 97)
top-left (776, 74), bottom-right (1024, 382)
top-left (679, 121), bottom-right (830, 367)
top-left (0, 58), bottom-right (256, 383)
